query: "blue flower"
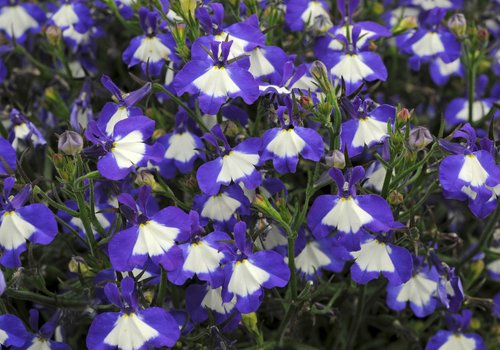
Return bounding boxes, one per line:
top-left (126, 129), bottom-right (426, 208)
top-left (438, 123), bottom-right (500, 218)
top-left (445, 75), bottom-right (499, 125)
top-left (0, 177), bottom-right (58, 268)
top-left (0, 0), bottom-right (45, 43)
top-left (155, 110), bottom-right (205, 180)
top-left (87, 277), bottom-right (180, 350)
top-left (168, 211), bottom-right (231, 287)
top-left (295, 230), bottom-right (350, 281)
top-left (8, 109), bottom-right (47, 151)
top-left (222, 222), bottom-right (290, 313)
top-left (122, 8), bottom-right (178, 77)
top-left (0, 136), bottom-right (16, 175)
top-left (97, 75), bottom-right (152, 136)
top-left (308, 166), bottom-right (401, 250)
top-left (0, 314), bottom-right (29, 347)
top-left (186, 283), bottom-right (241, 332)
top-left (108, 186), bottom-right (191, 271)
top-left (340, 97), bottom-right (395, 157)
top-left (196, 125), bottom-right (262, 195)
top-left (84, 116), bottom-right (163, 181)
top-left (386, 257), bottom-right (440, 317)
top-left (193, 184), bottom-right (251, 232)
top-left (425, 310), bottom-right (486, 350)
top-left (399, 9), bottom-right (461, 71)
top-left (70, 79), bottom-right (93, 132)
top-left (285, 0), bottom-right (333, 32)
top-left (173, 40), bottom-right (260, 114)
top-left (18, 309), bottom-right (71, 350)
top-left (350, 231), bottom-right (413, 285)
top-left (261, 106), bottom-right (324, 174)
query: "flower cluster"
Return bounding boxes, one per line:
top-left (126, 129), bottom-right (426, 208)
top-left (0, 0), bottom-right (498, 349)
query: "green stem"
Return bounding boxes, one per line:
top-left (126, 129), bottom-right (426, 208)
top-left (33, 186), bottom-right (79, 217)
top-left (5, 289), bottom-right (87, 308)
top-left (155, 267), bottom-right (167, 307)
top-left (74, 190), bottom-right (96, 257)
top-left (467, 61), bottom-right (477, 124)
top-left (346, 285), bottom-right (366, 350)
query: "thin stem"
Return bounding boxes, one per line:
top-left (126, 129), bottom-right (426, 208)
top-left (5, 289), bottom-right (87, 308)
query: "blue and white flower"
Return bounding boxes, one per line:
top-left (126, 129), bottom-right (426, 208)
top-left (222, 222), bottom-right (290, 313)
top-left (0, 177), bottom-right (58, 268)
top-left (0, 0), bottom-right (44, 43)
top-left (87, 277), bottom-right (180, 350)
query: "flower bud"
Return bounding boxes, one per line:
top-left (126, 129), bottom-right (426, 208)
top-left (397, 108), bottom-right (412, 123)
top-left (68, 256), bottom-right (90, 276)
top-left (135, 169), bottom-right (156, 188)
top-left (45, 25), bottom-right (62, 45)
top-left (448, 14), bottom-right (467, 38)
top-left (388, 191), bottom-right (404, 205)
top-left (299, 95), bottom-right (313, 109)
top-left (152, 129), bottom-right (166, 141)
top-left (325, 150), bottom-right (345, 169)
top-left (58, 131), bottom-right (83, 156)
top-left (309, 60), bottom-right (328, 80)
top-left (408, 127), bottom-right (433, 151)
top-left (395, 16), bottom-right (417, 32)
top-left (477, 27), bottom-right (489, 43)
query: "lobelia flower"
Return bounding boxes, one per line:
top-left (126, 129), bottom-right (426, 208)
top-left (87, 277), bottom-right (180, 350)
top-left (429, 57), bottom-right (463, 86)
top-left (84, 116), bottom-right (163, 181)
top-left (247, 45), bottom-right (289, 82)
top-left (201, 104), bottom-right (249, 133)
top-left (285, 0), bottom-right (333, 33)
top-left (193, 184), bottom-right (251, 231)
top-left (399, 9), bottom-right (461, 71)
top-left (168, 211), bottom-right (231, 286)
top-left (108, 186), bottom-right (190, 271)
top-left (445, 75), bottom-right (498, 125)
top-left (493, 293), bottom-right (500, 318)
top-left (122, 8), bottom-right (178, 77)
top-left (186, 283), bottom-right (241, 332)
top-left (386, 257), bottom-right (440, 317)
top-left (194, 3), bottom-right (265, 61)
top-left (295, 230), bottom-right (351, 281)
top-left (315, 0), bottom-right (391, 58)
top-left (0, 313), bottom-right (29, 348)
top-left (0, 136), bottom-right (16, 175)
top-left (350, 231), bottom-right (413, 285)
top-left (155, 110), bottom-right (205, 179)
top-left (405, 0), bottom-right (463, 11)
top-left (70, 79), bottom-right (93, 132)
top-left (173, 40), bottom-right (260, 115)
top-left (0, 177), bottom-right (58, 268)
top-left (113, 0), bottom-right (135, 20)
top-left (308, 166), bottom-right (401, 250)
top-left (340, 96), bottom-right (395, 157)
top-left (425, 310), bottom-right (486, 350)
top-left (8, 109), bottom-right (47, 150)
top-left (438, 123), bottom-right (500, 218)
top-left (222, 222), bottom-right (290, 313)
top-left (261, 106), bottom-right (324, 174)
top-left (196, 124), bottom-right (262, 195)
top-left (49, 0), bottom-right (92, 34)
top-left (323, 26), bottom-right (388, 95)
top-left (98, 75), bottom-right (152, 136)
top-left (16, 309), bottom-right (70, 350)
top-left (0, 0), bottom-right (45, 43)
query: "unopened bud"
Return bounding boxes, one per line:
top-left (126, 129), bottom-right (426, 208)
top-left (68, 256), bottom-right (90, 276)
top-left (408, 127), bottom-right (433, 151)
top-left (477, 27), bottom-right (489, 43)
top-left (152, 129), bottom-right (166, 141)
top-left (325, 150), bottom-right (345, 169)
top-left (397, 16), bottom-right (417, 31)
top-left (448, 14), bottom-right (467, 38)
top-left (58, 131), bottom-right (83, 156)
top-left (45, 25), bottom-right (62, 45)
top-left (52, 153), bottom-right (64, 168)
top-left (388, 191), bottom-right (404, 205)
top-left (309, 60), bottom-right (328, 80)
top-left (299, 95), bottom-right (313, 109)
top-left (397, 108), bottom-right (412, 123)
top-left (135, 170), bottom-right (156, 188)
